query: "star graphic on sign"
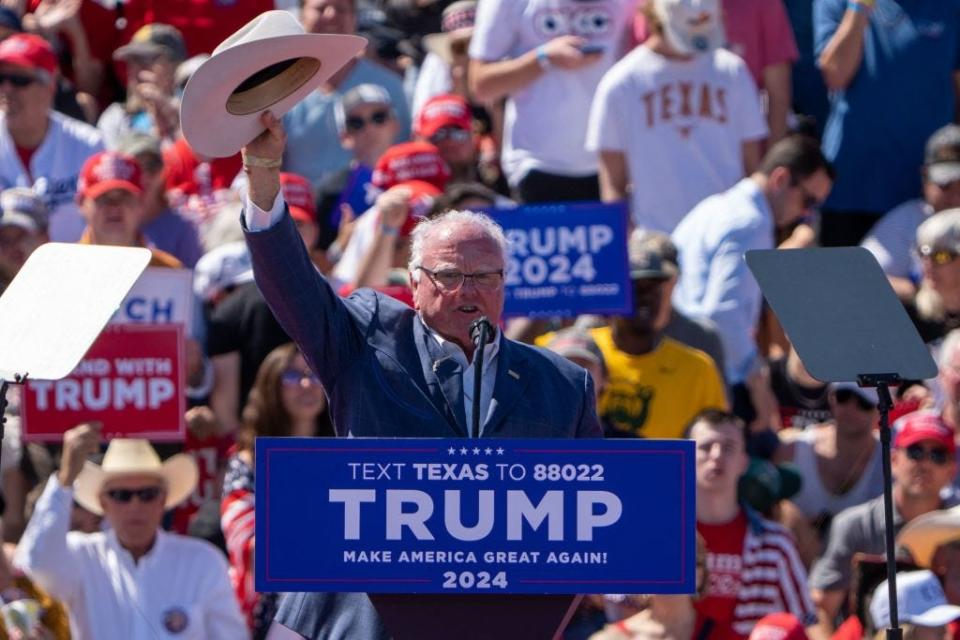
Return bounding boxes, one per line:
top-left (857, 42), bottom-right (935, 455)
top-left (460, 447), bottom-right (468, 455)
top-left (496, 447), bottom-right (505, 455)
top-left (485, 447), bottom-right (493, 455)
top-left (473, 447), bottom-right (481, 455)
top-left (448, 447), bottom-right (456, 455)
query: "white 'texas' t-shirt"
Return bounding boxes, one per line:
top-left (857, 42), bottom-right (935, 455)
top-left (586, 46), bottom-right (767, 232)
top-left (469, 0), bottom-right (637, 185)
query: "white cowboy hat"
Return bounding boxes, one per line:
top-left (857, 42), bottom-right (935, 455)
top-left (897, 506), bottom-right (960, 568)
top-left (73, 439), bottom-right (198, 516)
top-left (180, 10), bottom-right (366, 158)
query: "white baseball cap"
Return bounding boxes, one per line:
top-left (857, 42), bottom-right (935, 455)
top-left (871, 570), bottom-right (960, 628)
top-left (653, 0), bottom-right (726, 56)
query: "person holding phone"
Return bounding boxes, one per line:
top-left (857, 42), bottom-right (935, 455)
top-left (467, 0), bottom-right (638, 204)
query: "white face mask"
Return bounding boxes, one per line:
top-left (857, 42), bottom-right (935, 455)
top-left (655, 0), bottom-right (726, 56)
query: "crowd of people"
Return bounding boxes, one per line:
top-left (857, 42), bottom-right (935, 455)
top-left (0, 0), bottom-right (954, 638)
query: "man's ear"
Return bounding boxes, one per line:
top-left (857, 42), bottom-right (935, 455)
top-left (769, 166), bottom-right (791, 192)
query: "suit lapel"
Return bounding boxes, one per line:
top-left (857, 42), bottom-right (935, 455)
top-left (414, 318), bottom-right (468, 436)
top-left (481, 338), bottom-right (531, 437)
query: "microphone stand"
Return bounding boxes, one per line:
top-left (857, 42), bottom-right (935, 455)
top-left (469, 317), bottom-right (492, 439)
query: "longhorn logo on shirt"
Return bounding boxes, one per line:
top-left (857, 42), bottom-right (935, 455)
top-left (162, 607), bottom-right (190, 634)
top-left (640, 82), bottom-right (729, 138)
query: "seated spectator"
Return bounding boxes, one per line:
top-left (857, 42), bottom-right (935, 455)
top-left (317, 84), bottom-right (400, 251)
top-left (413, 94), bottom-right (479, 186)
top-left (15, 425), bottom-right (246, 638)
top-left (870, 571), bottom-right (960, 640)
top-left (99, 24), bottom-right (186, 149)
top-left (548, 229), bottom-right (727, 439)
top-left (776, 382), bottom-right (883, 531)
top-left (0, 186), bottom-right (47, 294)
top-left (810, 412), bottom-right (959, 636)
top-left (332, 141), bottom-right (449, 286)
top-left (588, 0), bottom-right (768, 232)
top-left (221, 342), bottom-right (332, 636)
top-left (0, 33), bottom-right (103, 242)
top-left (340, 180), bottom-right (441, 307)
top-left (769, 346), bottom-right (831, 430)
top-left (687, 409), bottom-right (816, 638)
top-left (283, 0), bottom-right (411, 188)
top-left (117, 132), bottom-right (202, 267)
top-left (909, 209), bottom-right (960, 344)
top-left (672, 136), bottom-right (833, 428)
top-left (862, 124), bottom-right (960, 300)
top-left (75, 150), bottom-right (180, 267)
top-left (413, 1), bottom-right (476, 115)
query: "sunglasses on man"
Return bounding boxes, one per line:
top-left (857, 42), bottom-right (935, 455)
top-left (104, 486), bottom-right (164, 504)
top-left (902, 443), bottom-right (952, 466)
top-left (918, 244), bottom-right (960, 266)
top-left (345, 109), bottom-right (391, 133)
top-left (0, 73), bottom-right (38, 88)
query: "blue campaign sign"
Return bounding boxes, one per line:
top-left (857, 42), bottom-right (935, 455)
top-left (484, 202), bottom-right (632, 318)
top-left (256, 438), bottom-right (695, 595)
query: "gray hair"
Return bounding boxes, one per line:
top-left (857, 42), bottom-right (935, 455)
top-left (941, 329), bottom-right (960, 369)
top-left (408, 209), bottom-right (508, 280)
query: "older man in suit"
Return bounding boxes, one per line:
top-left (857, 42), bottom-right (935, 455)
top-left (241, 111), bottom-right (601, 640)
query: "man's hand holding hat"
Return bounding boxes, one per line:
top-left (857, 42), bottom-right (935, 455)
top-left (57, 422), bottom-right (102, 488)
top-left (243, 111), bottom-right (287, 211)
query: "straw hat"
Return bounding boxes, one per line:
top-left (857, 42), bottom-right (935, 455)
top-left (73, 439), bottom-right (198, 516)
top-left (180, 10), bottom-right (366, 158)
top-left (897, 507), bottom-right (960, 568)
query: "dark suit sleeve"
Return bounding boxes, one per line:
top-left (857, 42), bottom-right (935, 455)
top-left (577, 370), bottom-right (603, 439)
top-left (243, 207), bottom-right (367, 389)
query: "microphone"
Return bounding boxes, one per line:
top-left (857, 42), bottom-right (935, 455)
top-left (469, 317), bottom-right (494, 346)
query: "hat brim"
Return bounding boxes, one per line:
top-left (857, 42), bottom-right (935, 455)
top-left (0, 210), bottom-right (40, 232)
top-left (897, 508), bottom-right (960, 568)
top-left (423, 29), bottom-right (471, 65)
top-left (180, 33), bottom-right (367, 159)
top-left (82, 180), bottom-right (143, 201)
top-left (113, 42), bottom-right (166, 61)
top-left (911, 604), bottom-right (960, 627)
top-left (73, 454), bottom-right (199, 516)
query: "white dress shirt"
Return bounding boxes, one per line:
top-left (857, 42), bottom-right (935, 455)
top-left (244, 192), bottom-right (502, 436)
top-left (15, 477), bottom-right (246, 640)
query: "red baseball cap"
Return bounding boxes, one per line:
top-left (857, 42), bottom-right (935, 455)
top-left (78, 151), bottom-right (143, 201)
top-left (414, 94), bottom-right (472, 140)
top-left (280, 172), bottom-right (316, 224)
top-left (896, 411), bottom-right (957, 455)
top-left (372, 142), bottom-right (450, 192)
top-left (748, 613), bottom-right (809, 640)
top-left (394, 180), bottom-right (442, 237)
top-left (0, 34), bottom-right (57, 77)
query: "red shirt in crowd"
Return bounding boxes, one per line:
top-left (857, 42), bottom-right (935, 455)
top-left (696, 511), bottom-right (749, 640)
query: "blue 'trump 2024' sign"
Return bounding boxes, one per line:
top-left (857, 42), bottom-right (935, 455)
top-left (485, 201), bottom-right (632, 318)
top-left (255, 438), bottom-right (695, 594)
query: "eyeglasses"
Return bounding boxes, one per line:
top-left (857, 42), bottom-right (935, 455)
top-left (417, 266), bottom-right (504, 292)
top-left (345, 109), bottom-right (391, 132)
top-left (919, 244), bottom-right (960, 266)
top-left (904, 444), bottom-right (952, 465)
top-left (794, 181), bottom-right (823, 212)
top-left (834, 388), bottom-right (876, 412)
top-left (104, 486), bottom-right (164, 504)
top-left (0, 73), bottom-right (38, 89)
top-left (429, 127), bottom-right (471, 144)
top-left (281, 369), bottom-right (321, 387)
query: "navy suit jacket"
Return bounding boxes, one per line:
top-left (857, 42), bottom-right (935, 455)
top-left (244, 210), bottom-right (601, 640)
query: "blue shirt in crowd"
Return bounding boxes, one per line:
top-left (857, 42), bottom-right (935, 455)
top-left (814, 0), bottom-right (960, 214)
